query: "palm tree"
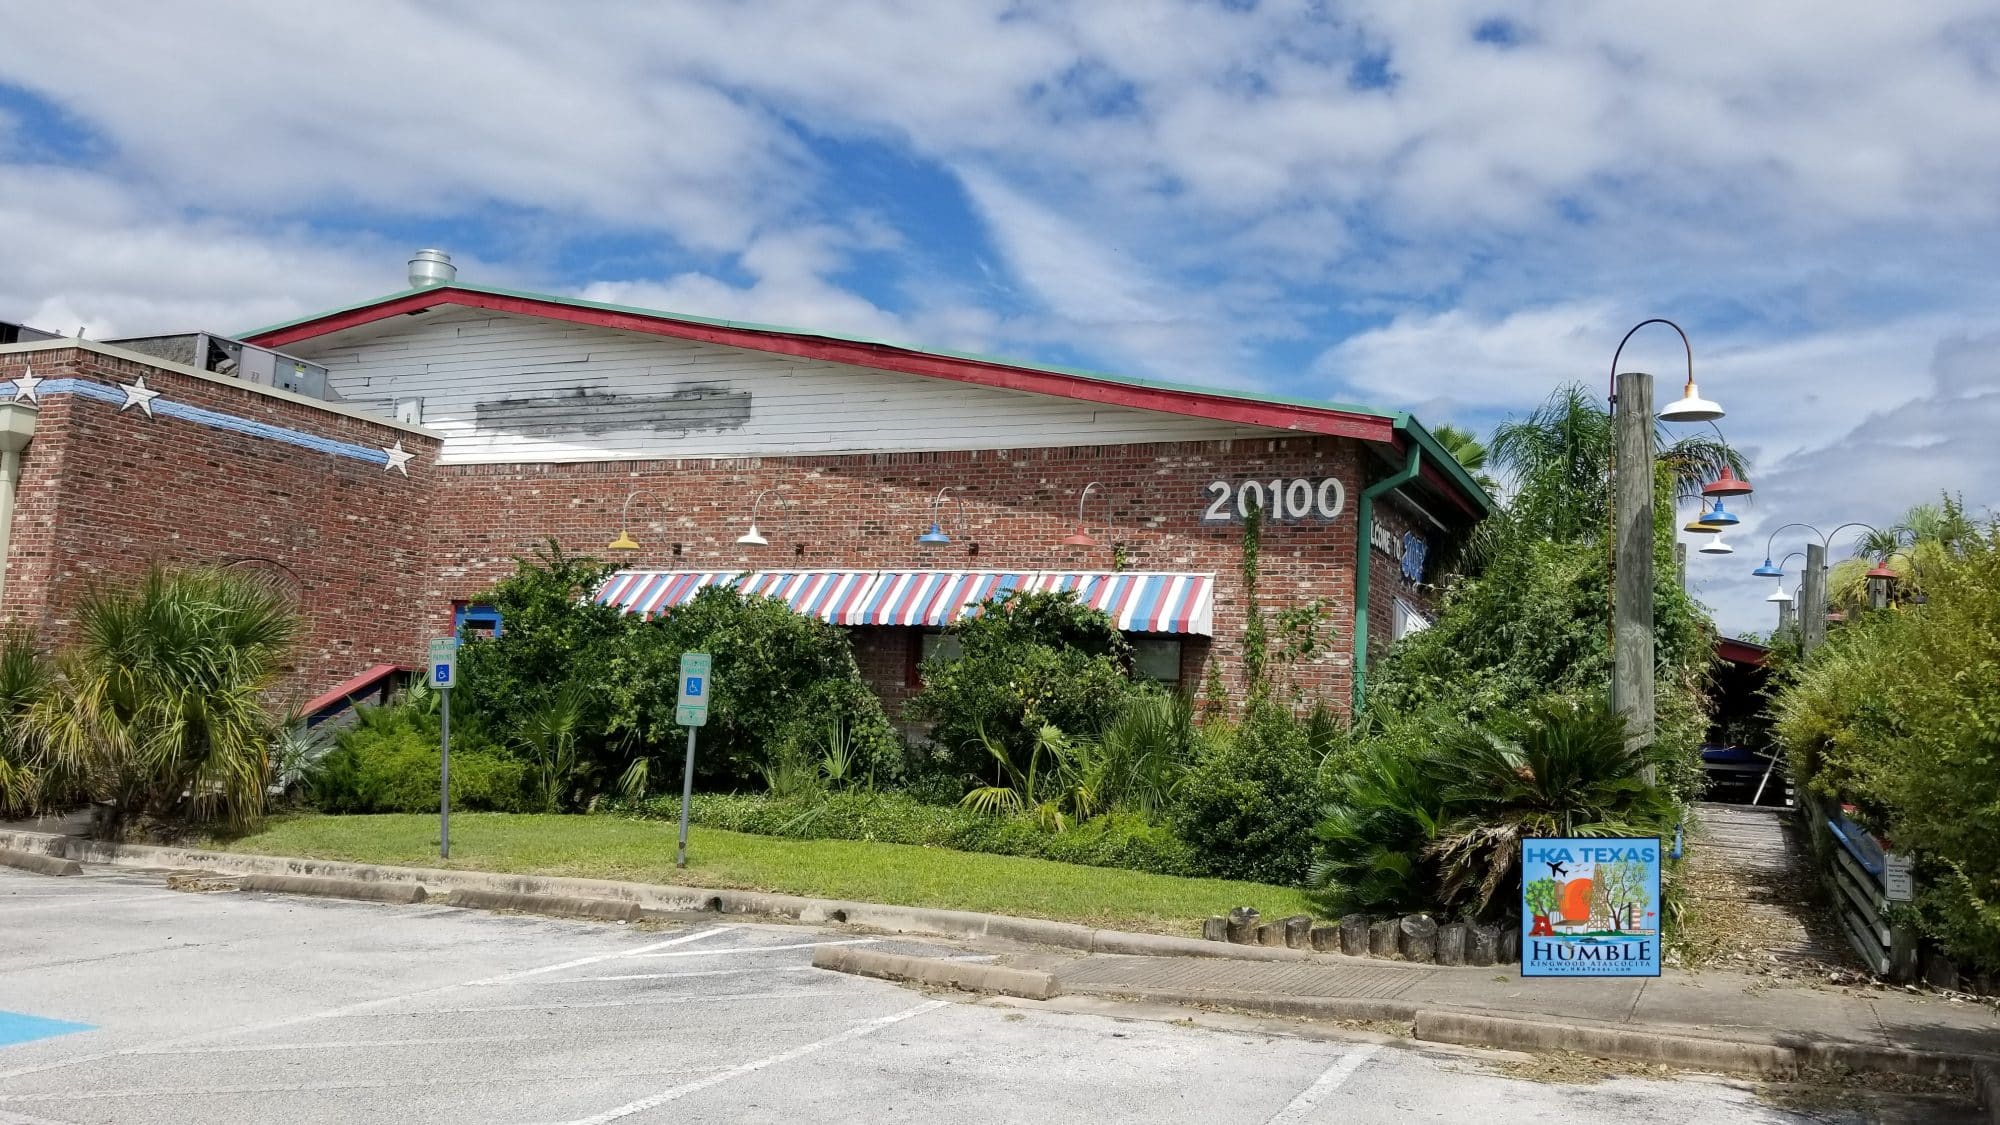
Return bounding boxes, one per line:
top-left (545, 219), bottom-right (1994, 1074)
top-left (28, 567), bottom-right (298, 836)
top-left (1430, 423), bottom-right (1499, 495)
top-left (1490, 384), bottom-right (1746, 544)
top-left (1829, 498), bottom-right (1976, 608)
top-left (0, 631), bottom-right (49, 814)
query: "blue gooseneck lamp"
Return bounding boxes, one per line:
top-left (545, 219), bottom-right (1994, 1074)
top-left (917, 487), bottom-right (953, 545)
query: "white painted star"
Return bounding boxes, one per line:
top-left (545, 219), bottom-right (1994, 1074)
top-left (119, 376), bottom-right (161, 417)
top-left (11, 367), bottom-right (41, 403)
top-left (382, 441), bottom-right (414, 476)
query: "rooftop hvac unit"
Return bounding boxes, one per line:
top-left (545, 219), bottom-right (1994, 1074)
top-left (0, 320), bottom-right (62, 345)
top-left (106, 332), bottom-right (335, 401)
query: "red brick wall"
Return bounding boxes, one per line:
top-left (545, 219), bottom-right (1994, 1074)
top-left (0, 347), bottom-right (442, 701)
top-left (431, 436), bottom-right (1372, 715)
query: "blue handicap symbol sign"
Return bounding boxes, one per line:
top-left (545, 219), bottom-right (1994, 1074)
top-left (686, 676), bottom-right (703, 697)
top-left (434, 663), bottom-right (451, 683)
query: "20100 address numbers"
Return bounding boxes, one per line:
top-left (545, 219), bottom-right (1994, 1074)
top-left (1201, 478), bottom-right (1346, 522)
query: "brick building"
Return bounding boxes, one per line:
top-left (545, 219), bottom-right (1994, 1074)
top-left (0, 252), bottom-right (1488, 718)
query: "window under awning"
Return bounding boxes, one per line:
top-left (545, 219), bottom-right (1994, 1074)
top-left (594, 569), bottom-right (1216, 636)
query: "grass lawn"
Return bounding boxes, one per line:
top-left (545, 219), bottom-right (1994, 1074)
top-left (215, 813), bottom-right (1321, 936)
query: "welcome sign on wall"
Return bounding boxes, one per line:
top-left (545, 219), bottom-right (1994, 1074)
top-left (1520, 837), bottom-right (1662, 978)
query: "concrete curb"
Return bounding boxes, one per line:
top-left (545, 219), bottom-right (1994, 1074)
top-left (238, 873), bottom-right (427, 905)
top-left (0, 828), bottom-right (1309, 962)
top-left (1063, 984), bottom-right (1418, 1024)
top-left (1975, 1060), bottom-right (2000, 1124)
top-left (812, 946), bottom-right (1060, 1000)
top-left (445, 888), bottom-right (641, 922)
top-left (0, 846), bottom-right (82, 877)
top-left (1415, 1010), bottom-right (1797, 1076)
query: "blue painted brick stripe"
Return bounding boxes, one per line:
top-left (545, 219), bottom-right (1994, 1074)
top-left (2, 379), bottom-right (392, 468)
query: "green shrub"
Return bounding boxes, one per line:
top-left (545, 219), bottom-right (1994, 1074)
top-left (1316, 698), bottom-right (1677, 920)
top-left (604, 587), bottom-right (901, 790)
top-left (308, 696), bottom-right (531, 814)
top-left (454, 543), bottom-right (898, 797)
top-left (909, 590), bottom-right (1134, 779)
top-left (646, 789), bottom-right (1200, 877)
top-left (1774, 510), bottom-right (2000, 970)
top-left (1169, 701), bottom-right (1334, 885)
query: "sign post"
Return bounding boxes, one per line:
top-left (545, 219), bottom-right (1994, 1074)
top-left (674, 652), bottom-right (711, 869)
top-left (429, 636), bottom-right (458, 860)
top-left (1521, 837), bottom-right (1662, 978)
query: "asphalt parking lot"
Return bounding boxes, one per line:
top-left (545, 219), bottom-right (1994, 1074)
top-left (0, 865), bottom-right (1974, 1124)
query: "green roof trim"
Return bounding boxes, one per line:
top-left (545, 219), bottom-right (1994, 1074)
top-left (1394, 413), bottom-right (1495, 516)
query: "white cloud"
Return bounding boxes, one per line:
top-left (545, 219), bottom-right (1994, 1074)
top-left (0, 165), bottom-right (389, 338)
top-left (0, 1), bottom-right (1994, 646)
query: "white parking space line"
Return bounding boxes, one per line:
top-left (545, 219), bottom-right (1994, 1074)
top-left (135, 1034), bottom-right (556, 1056)
top-left (546, 965), bottom-right (820, 984)
top-left (0, 1065), bottom-right (735, 1105)
top-left (629, 937), bottom-right (875, 959)
top-left (425, 988), bottom-right (840, 1015)
top-left (0, 895), bottom-right (167, 914)
top-left (1264, 1044), bottom-right (1382, 1124)
top-left (0, 924), bottom-right (738, 1082)
top-left (461, 925), bottom-right (735, 985)
top-left (560, 1000), bottom-right (949, 1124)
top-left (0, 1106), bottom-right (76, 1125)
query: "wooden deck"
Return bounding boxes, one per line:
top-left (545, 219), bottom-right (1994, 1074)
top-left (1686, 801), bottom-right (1848, 967)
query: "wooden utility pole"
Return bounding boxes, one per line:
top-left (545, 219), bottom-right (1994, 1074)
top-left (1801, 542), bottom-right (1827, 656)
top-left (1612, 371), bottom-right (1657, 780)
top-left (1777, 598), bottom-right (1795, 637)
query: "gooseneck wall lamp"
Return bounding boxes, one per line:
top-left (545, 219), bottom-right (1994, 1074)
top-left (917, 487), bottom-right (954, 545)
top-left (608, 491), bottom-right (655, 552)
top-left (736, 490), bottom-right (772, 547)
top-left (1061, 482), bottom-right (1106, 548)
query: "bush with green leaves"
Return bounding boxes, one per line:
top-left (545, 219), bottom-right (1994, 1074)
top-left (454, 543), bottom-right (898, 797)
top-left (655, 789), bottom-right (1201, 877)
top-left (455, 541), bottom-right (622, 758)
top-left (1168, 700), bottom-right (1342, 885)
top-left (1314, 698), bottom-right (1677, 920)
top-left (603, 586), bottom-right (900, 792)
top-left (908, 589), bottom-right (1134, 780)
top-left (0, 631), bottom-right (49, 817)
top-left (308, 692), bottom-right (531, 814)
top-left (1774, 510), bottom-right (2000, 970)
top-left (1366, 476), bottom-right (1714, 804)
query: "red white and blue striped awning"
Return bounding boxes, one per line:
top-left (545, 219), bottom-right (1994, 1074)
top-left (595, 570), bottom-right (1214, 635)
top-left (593, 570), bottom-right (877, 624)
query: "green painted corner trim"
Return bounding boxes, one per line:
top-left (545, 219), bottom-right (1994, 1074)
top-left (1353, 442), bottom-right (1423, 713)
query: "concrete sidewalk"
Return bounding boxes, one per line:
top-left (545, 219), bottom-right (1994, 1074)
top-left (1031, 950), bottom-right (2000, 1065)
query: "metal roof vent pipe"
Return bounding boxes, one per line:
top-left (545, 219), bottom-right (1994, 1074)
top-left (408, 249), bottom-right (456, 289)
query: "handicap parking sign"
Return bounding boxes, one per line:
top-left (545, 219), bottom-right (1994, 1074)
top-left (676, 653), bottom-right (711, 727)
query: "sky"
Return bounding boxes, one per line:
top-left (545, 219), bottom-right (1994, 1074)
top-left (2, 0), bottom-right (1996, 634)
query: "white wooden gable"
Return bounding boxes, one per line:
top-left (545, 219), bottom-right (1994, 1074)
top-left (287, 308), bottom-right (1273, 465)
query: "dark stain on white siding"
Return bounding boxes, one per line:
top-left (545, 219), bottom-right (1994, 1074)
top-left (475, 382), bottom-right (753, 437)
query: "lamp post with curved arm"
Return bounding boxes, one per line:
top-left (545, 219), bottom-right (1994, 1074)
top-left (1750, 521), bottom-right (1887, 652)
top-left (1607, 319), bottom-right (1725, 779)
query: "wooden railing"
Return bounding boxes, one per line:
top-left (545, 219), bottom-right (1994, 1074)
top-left (1799, 790), bottom-right (1919, 980)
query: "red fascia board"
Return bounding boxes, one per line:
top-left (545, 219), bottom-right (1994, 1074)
top-left (1716, 638), bottom-right (1770, 667)
top-left (248, 290), bottom-right (1396, 443)
top-left (1416, 456), bottom-right (1481, 520)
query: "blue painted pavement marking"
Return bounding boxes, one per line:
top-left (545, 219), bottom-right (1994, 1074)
top-left (0, 1011), bottom-right (93, 1048)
